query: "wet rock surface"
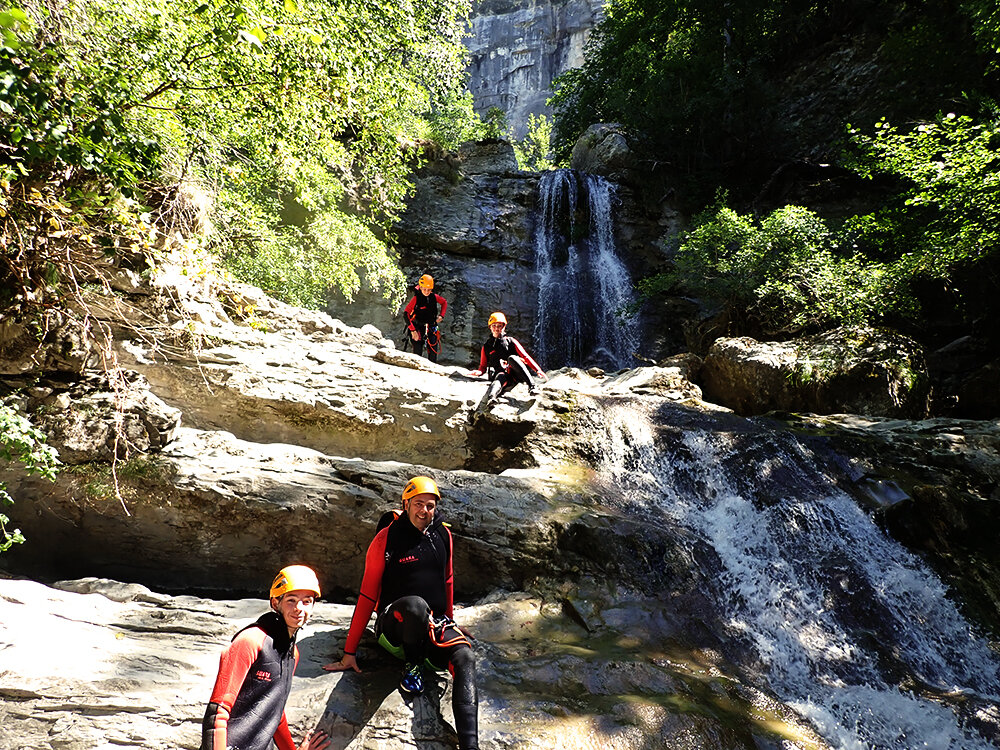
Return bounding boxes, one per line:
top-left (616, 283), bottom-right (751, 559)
top-left (0, 577), bottom-right (828, 750)
top-left (2, 263), bottom-right (999, 749)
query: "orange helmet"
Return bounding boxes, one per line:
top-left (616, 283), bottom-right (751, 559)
top-left (269, 565), bottom-right (321, 599)
top-left (402, 476), bottom-right (440, 506)
top-left (418, 274), bottom-right (434, 290)
top-left (487, 312), bottom-right (507, 327)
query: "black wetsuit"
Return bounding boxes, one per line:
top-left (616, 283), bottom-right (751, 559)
top-left (404, 289), bottom-right (447, 362)
top-left (344, 512), bottom-right (478, 750)
top-left (201, 612), bottom-right (298, 750)
top-left (477, 334), bottom-right (543, 395)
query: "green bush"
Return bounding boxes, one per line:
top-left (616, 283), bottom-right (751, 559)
top-left (0, 403), bottom-right (60, 551)
top-left (512, 114), bottom-right (554, 172)
top-left (643, 202), bottom-right (902, 336)
top-left (2, 0), bottom-right (478, 311)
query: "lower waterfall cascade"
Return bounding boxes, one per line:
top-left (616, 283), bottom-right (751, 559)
top-left (595, 399), bottom-right (1000, 750)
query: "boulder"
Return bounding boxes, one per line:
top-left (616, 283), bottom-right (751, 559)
top-left (700, 327), bottom-right (931, 418)
top-left (956, 357), bottom-right (1000, 418)
top-left (570, 123), bottom-right (639, 185)
top-left (0, 311), bottom-right (98, 376)
top-left (456, 139), bottom-right (519, 175)
top-left (29, 373), bottom-right (181, 463)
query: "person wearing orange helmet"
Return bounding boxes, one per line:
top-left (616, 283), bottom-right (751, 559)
top-left (468, 311), bottom-right (547, 404)
top-left (403, 274), bottom-right (448, 362)
top-left (322, 476), bottom-right (479, 750)
top-left (201, 565), bottom-right (330, 750)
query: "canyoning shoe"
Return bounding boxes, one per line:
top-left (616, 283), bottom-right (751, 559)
top-left (399, 663), bottom-right (424, 695)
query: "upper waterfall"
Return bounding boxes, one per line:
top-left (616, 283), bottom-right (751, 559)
top-left (533, 169), bottom-right (640, 370)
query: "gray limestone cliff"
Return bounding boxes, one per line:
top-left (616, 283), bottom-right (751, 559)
top-left (465, 0), bottom-right (604, 137)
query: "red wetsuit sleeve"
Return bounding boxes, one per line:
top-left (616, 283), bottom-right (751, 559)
top-left (404, 296), bottom-right (417, 330)
top-left (273, 713), bottom-right (295, 750)
top-left (512, 337), bottom-right (544, 376)
top-left (204, 628), bottom-right (268, 750)
top-left (475, 346), bottom-right (487, 373)
top-left (344, 529), bottom-right (388, 655)
top-left (435, 294), bottom-right (447, 319)
top-left (444, 525), bottom-right (454, 619)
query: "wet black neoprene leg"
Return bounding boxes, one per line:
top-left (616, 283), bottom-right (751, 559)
top-left (379, 596), bottom-right (432, 664)
top-left (449, 645), bottom-right (479, 750)
top-left (505, 355), bottom-right (534, 391)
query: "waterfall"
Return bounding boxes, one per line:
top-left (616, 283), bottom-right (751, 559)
top-left (533, 170), bottom-right (640, 371)
top-left (596, 400), bottom-right (1000, 750)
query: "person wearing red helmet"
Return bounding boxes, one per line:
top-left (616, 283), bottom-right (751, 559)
top-left (468, 311), bottom-right (547, 404)
top-left (201, 565), bottom-right (330, 750)
top-left (403, 274), bottom-right (448, 362)
top-left (322, 476), bottom-right (479, 750)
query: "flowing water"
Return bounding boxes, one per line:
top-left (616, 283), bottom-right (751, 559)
top-left (596, 399), bottom-right (1000, 750)
top-left (533, 170), bottom-right (639, 371)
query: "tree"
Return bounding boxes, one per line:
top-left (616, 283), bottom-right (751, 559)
top-left (2, 0), bottom-right (479, 311)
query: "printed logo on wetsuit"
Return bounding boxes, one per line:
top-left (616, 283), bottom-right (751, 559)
top-left (254, 670), bottom-right (272, 681)
top-left (397, 554), bottom-right (418, 564)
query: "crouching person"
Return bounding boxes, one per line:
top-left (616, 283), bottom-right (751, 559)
top-left (323, 476), bottom-right (479, 750)
top-left (201, 565), bottom-right (330, 750)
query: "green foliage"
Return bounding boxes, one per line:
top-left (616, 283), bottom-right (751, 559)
top-left (645, 109), bottom-right (1000, 335)
top-left (844, 113), bottom-right (1000, 279)
top-left (512, 113), bottom-right (554, 172)
top-left (482, 106), bottom-right (508, 139)
top-left (0, 403), bottom-right (60, 551)
top-left (220, 208), bottom-right (406, 309)
top-left (0, 4), bottom-right (160, 189)
top-left (550, 0), bottom-right (814, 201)
top-left (550, 0), bottom-right (996, 206)
top-left (1, 0), bottom-right (478, 311)
top-left (425, 89), bottom-right (486, 150)
top-left (643, 202), bottom-right (901, 336)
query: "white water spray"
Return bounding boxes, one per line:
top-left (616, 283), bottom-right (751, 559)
top-left (597, 401), bottom-right (1000, 750)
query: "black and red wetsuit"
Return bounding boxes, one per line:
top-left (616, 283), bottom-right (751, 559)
top-left (201, 612), bottom-right (299, 750)
top-left (475, 334), bottom-right (544, 394)
top-left (343, 512), bottom-right (454, 654)
top-left (403, 287), bottom-right (448, 362)
top-left (343, 512), bottom-right (479, 750)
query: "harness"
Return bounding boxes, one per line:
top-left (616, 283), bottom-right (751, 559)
top-left (409, 291), bottom-right (438, 325)
top-left (483, 335), bottom-right (516, 380)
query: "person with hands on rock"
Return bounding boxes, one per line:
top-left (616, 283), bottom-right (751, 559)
top-left (201, 565), bottom-right (331, 750)
top-left (322, 476), bottom-right (480, 750)
top-left (468, 311), bottom-right (547, 405)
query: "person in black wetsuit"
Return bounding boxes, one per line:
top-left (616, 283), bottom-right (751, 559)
top-left (403, 274), bottom-right (448, 362)
top-left (201, 565), bottom-right (330, 750)
top-left (468, 311), bottom-right (547, 405)
top-left (322, 476), bottom-right (479, 750)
